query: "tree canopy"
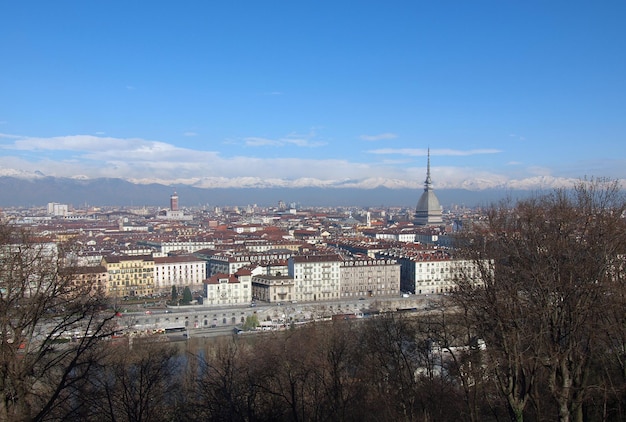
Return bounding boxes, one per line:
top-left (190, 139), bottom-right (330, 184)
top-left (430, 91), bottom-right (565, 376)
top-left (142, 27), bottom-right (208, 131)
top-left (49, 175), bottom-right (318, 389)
top-left (452, 178), bottom-right (626, 422)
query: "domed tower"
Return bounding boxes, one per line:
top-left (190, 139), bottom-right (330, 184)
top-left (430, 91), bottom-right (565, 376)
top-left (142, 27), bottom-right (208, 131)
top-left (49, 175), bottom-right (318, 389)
top-left (414, 149), bottom-right (443, 226)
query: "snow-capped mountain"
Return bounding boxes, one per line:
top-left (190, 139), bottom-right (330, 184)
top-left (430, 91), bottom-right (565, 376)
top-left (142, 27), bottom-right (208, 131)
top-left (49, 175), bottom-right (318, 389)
top-left (0, 168), bottom-right (621, 208)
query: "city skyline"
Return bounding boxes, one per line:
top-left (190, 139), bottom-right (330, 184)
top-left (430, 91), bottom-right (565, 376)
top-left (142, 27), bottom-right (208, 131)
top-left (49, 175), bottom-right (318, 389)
top-left (1, 1), bottom-right (625, 191)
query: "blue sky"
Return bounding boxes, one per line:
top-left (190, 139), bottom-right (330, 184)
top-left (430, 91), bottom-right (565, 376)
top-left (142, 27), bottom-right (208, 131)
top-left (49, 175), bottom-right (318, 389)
top-left (1, 1), bottom-right (625, 190)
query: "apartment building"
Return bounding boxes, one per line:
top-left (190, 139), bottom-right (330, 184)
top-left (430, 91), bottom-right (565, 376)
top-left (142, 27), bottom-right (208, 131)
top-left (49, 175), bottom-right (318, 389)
top-left (158, 240), bottom-right (216, 255)
top-left (204, 272), bottom-right (252, 306)
top-left (252, 274), bottom-right (296, 303)
top-left (206, 255), bottom-right (252, 277)
top-left (154, 255), bottom-right (207, 293)
top-left (340, 258), bottom-right (400, 298)
top-left (101, 255), bottom-right (155, 298)
top-left (288, 254), bottom-right (342, 302)
top-left (205, 251), bottom-right (294, 277)
top-left (70, 265), bottom-right (108, 296)
top-left (392, 251), bottom-right (486, 294)
top-left (243, 239), bottom-right (302, 253)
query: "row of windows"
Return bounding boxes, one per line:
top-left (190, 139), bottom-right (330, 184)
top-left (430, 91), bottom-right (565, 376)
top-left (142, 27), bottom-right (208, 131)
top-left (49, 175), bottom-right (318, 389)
top-left (108, 268), bottom-right (153, 274)
top-left (107, 262), bottom-right (154, 268)
top-left (109, 274), bottom-right (148, 281)
top-left (157, 264), bottom-right (203, 270)
top-left (110, 280), bottom-right (151, 286)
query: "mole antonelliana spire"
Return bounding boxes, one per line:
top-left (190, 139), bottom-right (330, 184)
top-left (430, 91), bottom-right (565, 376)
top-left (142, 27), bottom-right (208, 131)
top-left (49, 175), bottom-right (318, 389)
top-left (414, 148), bottom-right (443, 226)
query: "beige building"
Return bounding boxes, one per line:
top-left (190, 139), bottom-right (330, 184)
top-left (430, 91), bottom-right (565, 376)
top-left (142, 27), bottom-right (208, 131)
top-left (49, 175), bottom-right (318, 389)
top-left (70, 265), bottom-right (108, 297)
top-left (340, 258), bottom-right (400, 298)
top-left (102, 255), bottom-right (155, 298)
top-left (252, 274), bottom-right (296, 303)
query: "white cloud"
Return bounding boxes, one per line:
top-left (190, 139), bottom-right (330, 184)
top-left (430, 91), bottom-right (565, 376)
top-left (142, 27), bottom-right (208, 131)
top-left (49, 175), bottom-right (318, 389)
top-left (359, 133), bottom-right (398, 141)
top-left (0, 132), bottom-right (618, 191)
top-left (0, 132), bottom-right (22, 140)
top-left (243, 130), bottom-right (326, 148)
top-left (183, 131), bottom-right (197, 137)
top-left (9, 134), bottom-right (141, 152)
top-left (244, 137), bottom-right (282, 147)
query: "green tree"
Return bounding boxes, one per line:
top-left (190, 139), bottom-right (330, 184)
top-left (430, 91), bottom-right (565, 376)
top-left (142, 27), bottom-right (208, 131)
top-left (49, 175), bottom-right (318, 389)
top-left (242, 314), bottom-right (259, 331)
top-left (182, 286), bottom-right (193, 305)
top-left (171, 285), bottom-right (178, 301)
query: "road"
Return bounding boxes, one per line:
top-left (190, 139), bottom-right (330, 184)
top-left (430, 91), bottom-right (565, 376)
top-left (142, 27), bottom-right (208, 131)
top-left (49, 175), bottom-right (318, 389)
top-left (115, 294), bottom-right (441, 339)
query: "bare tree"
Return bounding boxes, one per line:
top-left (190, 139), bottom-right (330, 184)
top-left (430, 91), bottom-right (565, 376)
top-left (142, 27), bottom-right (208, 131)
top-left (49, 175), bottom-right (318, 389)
top-left (312, 320), bottom-right (369, 422)
top-left (191, 335), bottom-right (264, 421)
top-left (360, 313), bottom-right (426, 421)
top-left (453, 179), bottom-right (626, 422)
top-left (0, 223), bottom-right (116, 421)
top-left (453, 203), bottom-right (542, 422)
top-left (78, 342), bottom-right (182, 422)
top-left (425, 304), bottom-right (491, 422)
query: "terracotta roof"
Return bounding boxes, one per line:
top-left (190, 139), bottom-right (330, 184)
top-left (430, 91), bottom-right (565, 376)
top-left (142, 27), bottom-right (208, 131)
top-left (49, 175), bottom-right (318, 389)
top-left (204, 273), bottom-right (240, 285)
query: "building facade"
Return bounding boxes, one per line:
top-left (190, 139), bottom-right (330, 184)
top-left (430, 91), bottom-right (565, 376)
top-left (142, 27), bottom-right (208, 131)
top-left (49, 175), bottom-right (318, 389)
top-left (71, 265), bottom-right (108, 297)
top-left (339, 258), bottom-right (400, 298)
top-left (203, 272), bottom-right (252, 306)
top-left (145, 240), bottom-right (216, 255)
top-left (397, 252), bottom-right (487, 294)
top-left (288, 254), bottom-right (342, 302)
top-left (205, 251), bottom-right (294, 277)
top-left (252, 274), bottom-right (296, 303)
top-left (102, 255), bottom-right (155, 298)
top-left (154, 255), bottom-right (207, 293)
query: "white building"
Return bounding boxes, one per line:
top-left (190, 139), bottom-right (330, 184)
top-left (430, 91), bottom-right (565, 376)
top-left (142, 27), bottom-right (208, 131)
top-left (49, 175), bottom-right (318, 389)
top-left (396, 251), bottom-right (487, 294)
top-left (47, 202), bottom-right (69, 217)
top-left (288, 254), bottom-right (342, 302)
top-left (159, 209), bottom-right (193, 221)
top-left (203, 272), bottom-right (252, 306)
top-left (159, 241), bottom-right (215, 255)
top-left (154, 255), bottom-right (207, 293)
top-left (1, 242), bottom-right (59, 297)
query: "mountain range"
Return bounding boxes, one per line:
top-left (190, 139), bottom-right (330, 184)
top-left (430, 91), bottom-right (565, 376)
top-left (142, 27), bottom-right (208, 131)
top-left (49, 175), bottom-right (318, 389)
top-left (0, 174), bottom-right (539, 209)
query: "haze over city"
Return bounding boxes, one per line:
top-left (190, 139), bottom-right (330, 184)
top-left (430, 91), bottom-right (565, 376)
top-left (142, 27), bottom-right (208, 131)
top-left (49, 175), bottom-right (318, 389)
top-left (1, 1), bottom-right (625, 197)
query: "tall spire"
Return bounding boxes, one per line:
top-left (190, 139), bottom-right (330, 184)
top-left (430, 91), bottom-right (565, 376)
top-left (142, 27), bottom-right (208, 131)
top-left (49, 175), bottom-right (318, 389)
top-left (424, 148), bottom-right (432, 191)
top-left (414, 147), bottom-right (442, 226)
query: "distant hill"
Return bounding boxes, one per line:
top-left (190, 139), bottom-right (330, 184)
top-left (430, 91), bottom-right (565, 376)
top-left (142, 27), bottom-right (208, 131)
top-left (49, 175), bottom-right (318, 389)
top-left (0, 176), bottom-right (533, 209)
